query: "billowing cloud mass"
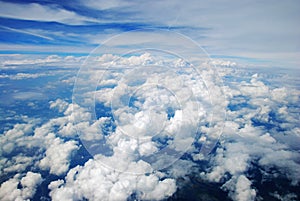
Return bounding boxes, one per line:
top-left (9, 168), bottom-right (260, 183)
top-left (0, 53), bottom-right (299, 201)
top-left (0, 172), bottom-right (42, 201)
top-left (48, 159), bottom-right (176, 201)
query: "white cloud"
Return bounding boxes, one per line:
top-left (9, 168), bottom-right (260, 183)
top-left (1, 53), bottom-right (299, 200)
top-left (43, 52), bottom-right (227, 200)
top-left (201, 69), bottom-right (300, 200)
top-left (222, 175), bottom-right (256, 201)
top-left (2, 156), bottom-right (34, 174)
top-left (137, 178), bottom-right (177, 200)
top-left (1, 55), bottom-right (85, 67)
top-left (0, 172), bottom-right (42, 201)
top-left (0, 0), bottom-right (299, 68)
top-left (0, 121), bottom-right (36, 155)
top-left (82, 0), bottom-right (131, 10)
top-left (49, 99), bottom-right (69, 113)
top-left (209, 59), bottom-right (237, 67)
top-left (20, 172), bottom-right (43, 199)
top-left (49, 158), bottom-right (176, 201)
top-left (38, 137), bottom-right (79, 175)
top-left (0, 25), bottom-right (54, 41)
top-left (0, 175), bottom-right (23, 201)
top-left (77, 0), bottom-right (300, 68)
top-left (12, 92), bottom-right (44, 100)
top-left (73, 54), bottom-right (299, 201)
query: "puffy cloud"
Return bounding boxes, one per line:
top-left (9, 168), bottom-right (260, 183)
top-left (0, 175), bottom-right (22, 201)
top-left (137, 178), bottom-right (176, 200)
top-left (1, 53), bottom-right (299, 201)
top-left (49, 158), bottom-right (176, 201)
top-left (49, 99), bottom-right (69, 113)
top-left (201, 69), bottom-right (300, 200)
top-left (73, 51), bottom-right (226, 166)
top-left (1, 155), bottom-right (34, 174)
top-left (205, 143), bottom-right (250, 182)
top-left (222, 175), bottom-right (256, 201)
top-left (0, 172), bottom-right (42, 201)
top-left (0, 121), bottom-right (36, 155)
top-left (0, 54), bottom-right (86, 69)
top-left (1, 101), bottom-right (83, 177)
top-left (20, 172), bottom-right (43, 199)
top-left (38, 137), bottom-right (79, 175)
top-left (209, 59), bottom-right (237, 67)
top-left (0, 73), bottom-right (47, 80)
top-left (41, 51), bottom-right (226, 200)
top-left (66, 53), bottom-right (300, 200)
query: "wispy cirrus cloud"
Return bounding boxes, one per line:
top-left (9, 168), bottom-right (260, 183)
top-left (0, 1), bottom-right (97, 25)
top-left (0, 25), bottom-right (54, 41)
top-left (0, 0), bottom-right (299, 68)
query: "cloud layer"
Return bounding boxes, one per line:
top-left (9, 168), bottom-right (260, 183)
top-left (0, 53), bottom-right (299, 201)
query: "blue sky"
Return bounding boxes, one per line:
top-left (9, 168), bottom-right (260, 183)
top-left (0, 0), bottom-right (299, 68)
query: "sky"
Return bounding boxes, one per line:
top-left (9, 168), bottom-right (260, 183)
top-left (0, 0), bottom-right (299, 68)
top-left (0, 1), bottom-right (300, 201)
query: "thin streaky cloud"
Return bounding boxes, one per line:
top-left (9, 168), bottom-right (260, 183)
top-left (0, 1), bottom-right (98, 25)
top-left (0, 26), bottom-right (54, 41)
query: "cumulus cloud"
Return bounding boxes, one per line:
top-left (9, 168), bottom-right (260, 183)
top-left (1, 55), bottom-right (85, 67)
top-left (209, 59), bottom-right (237, 67)
top-left (1, 155), bottom-right (34, 174)
top-left (38, 137), bottom-right (78, 175)
top-left (1, 53), bottom-right (299, 201)
top-left (49, 158), bottom-right (176, 201)
top-left (0, 120), bottom-right (36, 156)
top-left (49, 99), bottom-right (69, 113)
top-left (222, 175), bottom-right (256, 201)
top-left (0, 172), bottom-right (42, 201)
top-left (200, 67), bottom-right (300, 200)
top-left (22, 51), bottom-right (221, 200)
top-left (73, 51), bottom-right (227, 172)
top-left (0, 73), bottom-right (47, 80)
top-left (20, 172), bottom-right (43, 199)
top-left (0, 103), bottom-right (81, 177)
